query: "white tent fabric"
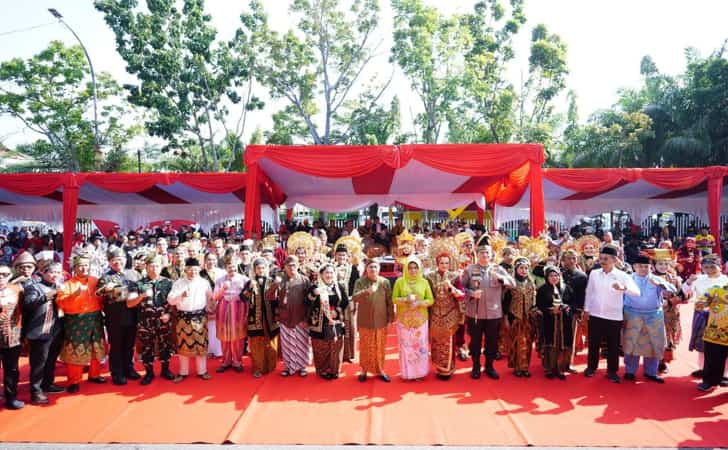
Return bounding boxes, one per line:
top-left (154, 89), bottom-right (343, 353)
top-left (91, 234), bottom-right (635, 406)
top-left (0, 182), bottom-right (276, 231)
top-left (496, 178), bottom-right (728, 226)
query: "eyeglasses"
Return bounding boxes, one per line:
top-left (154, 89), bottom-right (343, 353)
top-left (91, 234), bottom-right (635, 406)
top-left (0, 272), bottom-right (11, 277)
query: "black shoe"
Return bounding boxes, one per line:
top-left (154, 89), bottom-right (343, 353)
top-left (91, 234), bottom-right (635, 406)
top-left (645, 374), bottom-right (665, 384)
top-left (584, 368), bottom-right (596, 378)
top-left (606, 372), bottom-right (621, 383)
top-left (233, 366), bottom-right (244, 373)
top-left (5, 398), bottom-right (24, 410)
top-left (112, 375), bottom-right (128, 386)
top-left (557, 373), bottom-right (567, 381)
top-left (546, 372), bottom-right (555, 379)
top-left (514, 371), bottom-right (523, 378)
top-left (624, 373), bottom-right (635, 381)
top-left (66, 384), bottom-right (80, 394)
top-left (523, 371), bottom-right (531, 378)
top-left (691, 369), bottom-right (703, 378)
top-left (31, 392), bottom-right (49, 405)
top-left (126, 370), bottom-right (142, 380)
top-left (494, 351), bottom-right (502, 361)
top-left (435, 373), bottom-right (451, 381)
top-left (566, 366), bottom-right (578, 374)
top-left (470, 368), bottom-right (481, 379)
top-left (379, 373), bottom-right (391, 382)
top-left (44, 384), bottom-right (65, 394)
top-left (697, 382), bottom-right (713, 392)
top-left (216, 365), bottom-right (230, 373)
top-left (721, 377), bottom-right (728, 388)
top-left (358, 373), bottom-right (367, 382)
top-left (484, 367), bottom-right (500, 380)
top-left (140, 372), bottom-right (154, 386)
top-left (88, 376), bottom-right (107, 384)
top-left (658, 361), bottom-right (668, 373)
top-left (160, 363), bottom-right (175, 381)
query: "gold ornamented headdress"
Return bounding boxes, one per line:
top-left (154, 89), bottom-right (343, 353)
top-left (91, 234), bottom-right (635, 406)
top-left (518, 236), bottom-right (549, 262)
top-left (575, 235), bottom-right (601, 256)
top-left (396, 230), bottom-right (415, 246)
top-left (454, 231), bottom-right (474, 249)
top-left (287, 232), bottom-right (315, 257)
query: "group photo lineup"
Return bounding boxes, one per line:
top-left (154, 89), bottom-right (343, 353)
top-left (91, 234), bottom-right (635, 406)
top-left (1, 0), bottom-right (727, 448)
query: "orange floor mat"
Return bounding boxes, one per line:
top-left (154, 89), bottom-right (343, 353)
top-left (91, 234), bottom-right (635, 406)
top-left (1, 308), bottom-right (726, 446)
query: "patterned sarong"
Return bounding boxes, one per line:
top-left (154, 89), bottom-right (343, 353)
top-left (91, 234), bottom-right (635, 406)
top-left (176, 309), bottom-right (208, 357)
top-left (60, 312), bottom-right (106, 365)
top-left (359, 327), bottom-right (387, 375)
top-left (396, 321), bottom-right (429, 380)
top-left (279, 323), bottom-right (310, 372)
top-left (622, 308), bottom-right (666, 359)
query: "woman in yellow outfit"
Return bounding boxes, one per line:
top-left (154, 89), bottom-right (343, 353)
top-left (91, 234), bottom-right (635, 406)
top-left (392, 256), bottom-right (434, 380)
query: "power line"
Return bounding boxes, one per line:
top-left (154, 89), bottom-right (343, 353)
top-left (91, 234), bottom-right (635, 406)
top-left (0, 22), bottom-right (56, 38)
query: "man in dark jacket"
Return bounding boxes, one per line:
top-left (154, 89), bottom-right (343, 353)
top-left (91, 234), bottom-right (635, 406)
top-left (21, 260), bottom-right (65, 404)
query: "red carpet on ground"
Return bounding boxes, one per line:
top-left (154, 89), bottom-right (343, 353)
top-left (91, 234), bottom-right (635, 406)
top-left (0, 308), bottom-right (726, 446)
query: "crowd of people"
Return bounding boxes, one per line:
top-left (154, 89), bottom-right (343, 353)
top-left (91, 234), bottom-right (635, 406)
top-left (1, 216), bottom-right (727, 411)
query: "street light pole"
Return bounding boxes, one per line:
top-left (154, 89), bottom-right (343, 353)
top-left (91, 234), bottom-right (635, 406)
top-left (48, 8), bottom-right (101, 167)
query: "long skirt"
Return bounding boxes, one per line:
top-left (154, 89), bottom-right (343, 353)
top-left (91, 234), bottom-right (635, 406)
top-left (359, 327), bottom-right (387, 375)
top-left (60, 312), bottom-right (106, 365)
top-left (430, 332), bottom-right (457, 376)
top-left (396, 322), bottom-right (430, 380)
top-left (542, 314), bottom-right (571, 374)
top-left (312, 337), bottom-right (344, 376)
top-left (216, 300), bottom-right (247, 366)
top-left (498, 318), bottom-right (511, 356)
top-left (622, 309), bottom-right (666, 359)
top-left (573, 313), bottom-right (588, 353)
top-left (689, 309), bottom-right (709, 353)
top-left (279, 324), bottom-right (310, 372)
top-left (663, 306), bottom-right (682, 362)
top-left (343, 308), bottom-right (357, 361)
top-left (507, 318), bottom-right (534, 372)
top-left (249, 335), bottom-right (278, 375)
top-left (176, 310), bottom-right (208, 357)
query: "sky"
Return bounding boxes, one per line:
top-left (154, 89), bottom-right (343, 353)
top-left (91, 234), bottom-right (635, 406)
top-left (1, 0), bottom-right (727, 150)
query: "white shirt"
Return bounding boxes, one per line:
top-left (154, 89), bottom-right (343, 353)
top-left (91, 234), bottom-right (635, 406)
top-left (584, 267), bottom-right (640, 321)
top-left (214, 273), bottom-right (248, 302)
top-left (683, 274), bottom-right (728, 300)
top-left (168, 276), bottom-right (211, 312)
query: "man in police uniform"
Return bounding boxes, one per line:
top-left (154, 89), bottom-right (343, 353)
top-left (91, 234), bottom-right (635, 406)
top-left (461, 244), bottom-right (515, 380)
top-left (97, 247), bottom-right (141, 385)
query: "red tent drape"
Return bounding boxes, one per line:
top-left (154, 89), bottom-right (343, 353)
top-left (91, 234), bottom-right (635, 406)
top-left (62, 182), bottom-right (79, 272)
top-left (529, 160), bottom-right (545, 236)
top-left (707, 171), bottom-right (724, 258)
top-left (244, 164), bottom-right (262, 238)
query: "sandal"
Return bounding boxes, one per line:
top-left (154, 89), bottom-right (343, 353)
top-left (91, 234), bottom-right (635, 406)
top-left (173, 374), bottom-right (187, 384)
top-left (198, 373), bottom-right (212, 380)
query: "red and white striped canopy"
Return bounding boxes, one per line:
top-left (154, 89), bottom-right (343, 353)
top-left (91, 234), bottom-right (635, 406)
top-left (245, 143), bottom-right (544, 213)
top-left (495, 167), bottom-right (728, 226)
top-left (0, 173), bottom-right (283, 230)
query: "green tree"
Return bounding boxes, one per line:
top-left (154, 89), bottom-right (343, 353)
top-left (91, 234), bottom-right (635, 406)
top-left (95, 0), bottom-right (263, 171)
top-left (566, 109), bottom-right (654, 167)
top-left (564, 44), bottom-right (728, 168)
top-left (391, 0), bottom-right (469, 144)
top-left (238, 0), bottom-right (386, 145)
top-left (0, 41), bottom-right (140, 172)
top-left (515, 24), bottom-right (569, 147)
